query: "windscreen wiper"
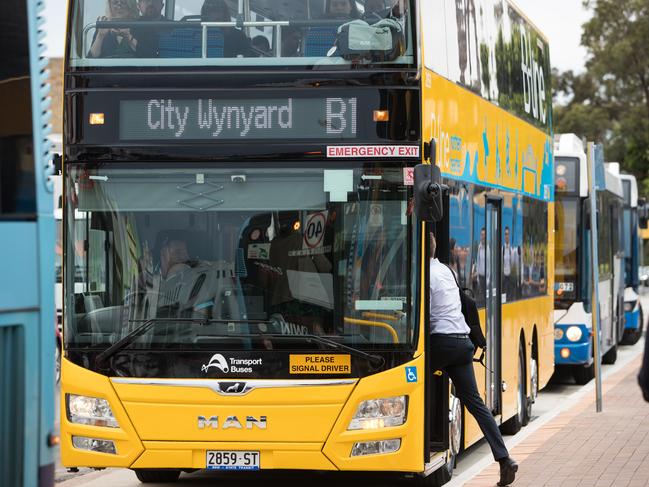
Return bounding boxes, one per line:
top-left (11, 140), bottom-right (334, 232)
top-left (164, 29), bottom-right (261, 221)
top-left (298, 333), bottom-right (386, 368)
top-left (95, 318), bottom-right (272, 367)
top-left (221, 333), bottom-right (385, 368)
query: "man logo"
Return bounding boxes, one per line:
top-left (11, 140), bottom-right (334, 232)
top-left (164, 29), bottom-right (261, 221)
top-left (202, 353), bottom-right (229, 373)
top-left (198, 415), bottom-right (267, 429)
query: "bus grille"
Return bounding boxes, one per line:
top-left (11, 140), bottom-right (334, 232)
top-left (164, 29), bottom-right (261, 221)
top-left (0, 325), bottom-right (25, 487)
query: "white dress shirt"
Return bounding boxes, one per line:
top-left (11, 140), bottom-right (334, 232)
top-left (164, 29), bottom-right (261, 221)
top-left (476, 243), bottom-right (487, 277)
top-left (503, 244), bottom-right (512, 276)
top-left (429, 258), bottom-right (471, 334)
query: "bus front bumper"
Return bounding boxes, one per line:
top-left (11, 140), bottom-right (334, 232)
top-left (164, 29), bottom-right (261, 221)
top-left (624, 308), bottom-right (640, 330)
top-left (60, 357), bottom-right (427, 473)
top-left (554, 324), bottom-right (592, 365)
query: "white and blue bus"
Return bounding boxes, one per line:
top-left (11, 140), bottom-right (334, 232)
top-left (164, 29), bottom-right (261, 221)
top-left (0, 1), bottom-right (56, 485)
top-left (619, 172), bottom-right (648, 345)
top-left (553, 134), bottom-right (624, 384)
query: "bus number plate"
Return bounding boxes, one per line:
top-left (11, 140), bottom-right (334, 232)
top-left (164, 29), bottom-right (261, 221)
top-left (206, 450), bottom-right (260, 470)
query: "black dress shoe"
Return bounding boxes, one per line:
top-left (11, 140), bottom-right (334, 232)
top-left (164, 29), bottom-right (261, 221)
top-left (497, 456), bottom-right (518, 486)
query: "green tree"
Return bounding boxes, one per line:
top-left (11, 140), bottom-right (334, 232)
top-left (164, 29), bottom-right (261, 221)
top-left (554, 0), bottom-right (649, 192)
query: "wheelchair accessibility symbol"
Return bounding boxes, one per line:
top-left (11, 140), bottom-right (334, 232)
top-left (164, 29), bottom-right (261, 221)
top-left (405, 366), bottom-right (418, 383)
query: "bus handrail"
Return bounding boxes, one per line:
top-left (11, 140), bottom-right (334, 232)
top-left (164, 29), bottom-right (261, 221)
top-left (361, 311), bottom-right (402, 323)
top-left (82, 19), bottom-right (347, 59)
top-left (343, 316), bottom-right (399, 344)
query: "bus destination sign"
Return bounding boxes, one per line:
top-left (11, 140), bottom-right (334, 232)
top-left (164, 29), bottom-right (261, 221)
top-left (119, 97), bottom-right (358, 141)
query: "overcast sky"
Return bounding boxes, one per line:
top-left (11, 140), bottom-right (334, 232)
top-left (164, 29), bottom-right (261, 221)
top-left (43, 0), bottom-right (591, 73)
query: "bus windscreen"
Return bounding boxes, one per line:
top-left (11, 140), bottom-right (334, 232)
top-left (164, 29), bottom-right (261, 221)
top-left (64, 163), bottom-right (415, 363)
top-left (554, 197), bottom-right (579, 302)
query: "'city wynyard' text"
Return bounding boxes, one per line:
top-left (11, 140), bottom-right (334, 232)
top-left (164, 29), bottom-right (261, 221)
top-left (119, 97), bottom-right (358, 140)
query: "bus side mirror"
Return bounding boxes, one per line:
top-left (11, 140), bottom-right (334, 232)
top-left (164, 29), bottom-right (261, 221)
top-left (414, 164), bottom-right (444, 222)
top-left (639, 199), bottom-right (649, 229)
top-left (583, 198), bottom-right (591, 230)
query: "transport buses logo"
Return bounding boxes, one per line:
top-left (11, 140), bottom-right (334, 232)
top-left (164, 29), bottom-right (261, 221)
top-left (202, 354), bottom-right (263, 374)
top-left (202, 354), bottom-right (229, 373)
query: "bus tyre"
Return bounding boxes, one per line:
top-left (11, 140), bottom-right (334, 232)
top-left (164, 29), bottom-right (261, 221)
top-left (573, 363), bottom-right (594, 385)
top-left (133, 469), bottom-right (180, 483)
top-left (501, 342), bottom-right (524, 435)
top-left (602, 344), bottom-right (617, 364)
top-left (523, 355), bottom-right (537, 426)
top-left (621, 309), bottom-right (643, 345)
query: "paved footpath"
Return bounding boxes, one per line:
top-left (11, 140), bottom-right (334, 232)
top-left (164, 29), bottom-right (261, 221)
top-left (461, 355), bottom-right (649, 487)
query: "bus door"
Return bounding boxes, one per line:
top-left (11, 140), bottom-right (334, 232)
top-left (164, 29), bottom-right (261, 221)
top-left (485, 198), bottom-right (502, 415)
top-left (425, 195), bottom-right (451, 461)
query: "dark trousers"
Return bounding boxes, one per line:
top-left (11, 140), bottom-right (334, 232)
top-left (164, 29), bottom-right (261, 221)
top-left (430, 335), bottom-right (508, 461)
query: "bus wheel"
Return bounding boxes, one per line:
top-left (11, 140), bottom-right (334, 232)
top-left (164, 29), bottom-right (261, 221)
top-left (573, 363), bottom-right (594, 385)
top-left (501, 342), bottom-right (524, 435)
top-left (133, 469), bottom-right (180, 483)
top-left (421, 391), bottom-right (462, 486)
top-left (523, 355), bottom-right (537, 426)
top-left (602, 344), bottom-right (618, 365)
top-left (621, 309), bottom-right (643, 345)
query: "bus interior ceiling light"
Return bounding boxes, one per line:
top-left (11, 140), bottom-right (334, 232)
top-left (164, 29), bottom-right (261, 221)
top-left (67, 394), bottom-right (119, 428)
top-left (565, 326), bottom-right (583, 342)
top-left (373, 110), bottom-right (389, 122)
top-left (348, 396), bottom-right (407, 430)
top-left (89, 113), bottom-right (105, 125)
top-left (72, 436), bottom-right (117, 455)
top-left (351, 439), bottom-right (401, 457)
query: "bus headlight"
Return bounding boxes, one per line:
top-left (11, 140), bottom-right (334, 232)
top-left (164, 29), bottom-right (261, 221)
top-left (565, 326), bottom-right (583, 342)
top-left (624, 301), bottom-right (634, 312)
top-left (67, 394), bottom-right (119, 428)
top-left (554, 328), bottom-right (564, 340)
top-left (348, 396), bottom-right (407, 430)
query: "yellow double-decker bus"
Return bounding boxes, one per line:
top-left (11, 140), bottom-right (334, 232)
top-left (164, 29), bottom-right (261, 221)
top-left (61, 0), bottom-right (554, 484)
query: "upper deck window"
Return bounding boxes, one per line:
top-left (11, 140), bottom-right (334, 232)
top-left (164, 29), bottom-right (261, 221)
top-left (68, 0), bottom-right (415, 69)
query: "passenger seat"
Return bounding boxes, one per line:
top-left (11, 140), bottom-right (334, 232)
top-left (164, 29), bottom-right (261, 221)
top-left (158, 27), bottom-right (224, 58)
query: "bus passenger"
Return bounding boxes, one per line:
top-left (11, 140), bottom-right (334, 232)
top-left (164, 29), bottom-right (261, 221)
top-left (131, 0), bottom-right (165, 57)
top-left (363, 0), bottom-right (388, 23)
top-left (88, 0), bottom-right (138, 58)
top-left (503, 226), bottom-right (518, 300)
top-left (160, 239), bottom-right (191, 279)
top-left (429, 234), bottom-right (518, 486)
top-left (322, 0), bottom-right (361, 19)
top-left (252, 35), bottom-right (271, 56)
top-left (201, 0), bottom-right (251, 57)
top-left (281, 26), bottom-right (303, 57)
top-left (471, 227), bottom-right (487, 303)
